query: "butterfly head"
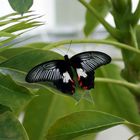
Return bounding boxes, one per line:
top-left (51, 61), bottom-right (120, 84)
top-left (64, 55), bottom-right (70, 62)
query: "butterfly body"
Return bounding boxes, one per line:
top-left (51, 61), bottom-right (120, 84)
top-left (26, 51), bottom-right (111, 94)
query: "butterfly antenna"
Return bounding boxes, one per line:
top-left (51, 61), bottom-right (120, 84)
top-left (66, 40), bottom-right (72, 55)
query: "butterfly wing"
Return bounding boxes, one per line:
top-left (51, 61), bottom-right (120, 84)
top-left (70, 51), bottom-right (111, 89)
top-left (25, 60), bottom-right (75, 94)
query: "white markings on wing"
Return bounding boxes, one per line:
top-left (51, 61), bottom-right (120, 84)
top-left (30, 64), bottom-right (62, 81)
top-left (76, 68), bottom-right (87, 78)
top-left (62, 72), bottom-right (72, 83)
top-left (78, 52), bottom-right (109, 72)
top-left (81, 55), bottom-right (106, 72)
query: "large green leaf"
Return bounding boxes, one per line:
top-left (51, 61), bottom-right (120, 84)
top-left (46, 110), bottom-right (125, 140)
top-left (93, 64), bottom-right (140, 130)
top-left (8, 0), bottom-right (33, 15)
top-left (0, 42), bottom-right (48, 83)
top-left (84, 0), bottom-right (110, 36)
top-left (0, 49), bottom-right (62, 73)
top-left (23, 88), bottom-right (94, 140)
top-left (0, 73), bottom-right (32, 113)
top-left (0, 48), bottom-right (65, 94)
top-left (0, 111), bottom-right (29, 140)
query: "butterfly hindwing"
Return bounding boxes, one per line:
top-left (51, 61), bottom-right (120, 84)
top-left (70, 51), bottom-right (111, 89)
top-left (25, 60), bottom-right (75, 94)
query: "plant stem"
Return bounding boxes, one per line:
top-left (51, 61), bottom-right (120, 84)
top-left (130, 25), bottom-right (139, 49)
top-left (45, 39), bottom-right (140, 54)
top-left (78, 0), bottom-right (122, 39)
top-left (95, 77), bottom-right (140, 95)
top-left (125, 121), bottom-right (140, 129)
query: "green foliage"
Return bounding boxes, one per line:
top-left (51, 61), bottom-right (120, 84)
top-left (0, 0), bottom-right (140, 140)
top-left (0, 12), bottom-right (42, 51)
top-left (8, 0), bottom-right (33, 15)
top-left (0, 111), bottom-right (29, 140)
top-left (46, 111), bottom-right (125, 140)
top-left (94, 65), bottom-right (140, 133)
top-left (0, 74), bottom-right (32, 114)
top-left (23, 88), bottom-right (95, 140)
top-left (84, 0), bottom-right (110, 36)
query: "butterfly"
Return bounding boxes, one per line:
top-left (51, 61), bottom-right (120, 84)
top-left (25, 51), bottom-right (111, 95)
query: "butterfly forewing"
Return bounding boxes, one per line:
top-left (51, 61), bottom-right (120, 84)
top-left (70, 51), bottom-right (111, 89)
top-left (70, 51), bottom-right (111, 72)
top-left (25, 60), bottom-right (75, 94)
top-left (25, 60), bottom-right (64, 82)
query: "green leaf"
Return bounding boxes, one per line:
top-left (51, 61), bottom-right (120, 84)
top-left (84, 0), bottom-right (110, 36)
top-left (72, 133), bottom-right (96, 140)
top-left (2, 21), bottom-right (42, 33)
top-left (0, 111), bottom-right (29, 140)
top-left (0, 14), bottom-right (39, 27)
top-left (93, 64), bottom-right (140, 131)
top-left (136, 25), bottom-right (140, 49)
top-left (0, 47), bottom-right (32, 58)
top-left (8, 0), bottom-right (33, 15)
top-left (0, 56), bottom-right (7, 63)
top-left (0, 47), bottom-right (67, 97)
top-left (0, 36), bottom-right (17, 49)
top-left (0, 42), bottom-right (49, 59)
top-left (0, 12), bottom-right (42, 48)
top-left (0, 104), bottom-right (11, 114)
top-left (46, 110), bottom-right (125, 140)
top-left (0, 49), bottom-right (62, 73)
top-left (111, 0), bottom-right (132, 14)
top-left (0, 44), bottom-right (50, 83)
top-left (0, 11), bottom-right (32, 21)
top-left (0, 48), bottom-right (65, 95)
top-left (0, 12), bottom-right (18, 20)
top-left (23, 88), bottom-right (94, 140)
top-left (0, 31), bottom-right (16, 37)
top-left (0, 73), bottom-right (33, 113)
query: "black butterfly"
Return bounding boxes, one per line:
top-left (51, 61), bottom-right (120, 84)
top-left (25, 51), bottom-right (111, 94)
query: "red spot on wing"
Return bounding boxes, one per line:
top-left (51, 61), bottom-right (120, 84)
top-left (83, 86), bottom-right (88, 90)
top-left (70, 79), bottom-right (75, 83)
top-left (78, 76), bottom-right (80, 81)
top-left (79, 81), bottom-right (83, 86)
top-left (70, 79), bottom-right (75, 94)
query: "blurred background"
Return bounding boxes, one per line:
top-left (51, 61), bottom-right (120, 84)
top-left (0, 0), bottom-right (139, 139)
